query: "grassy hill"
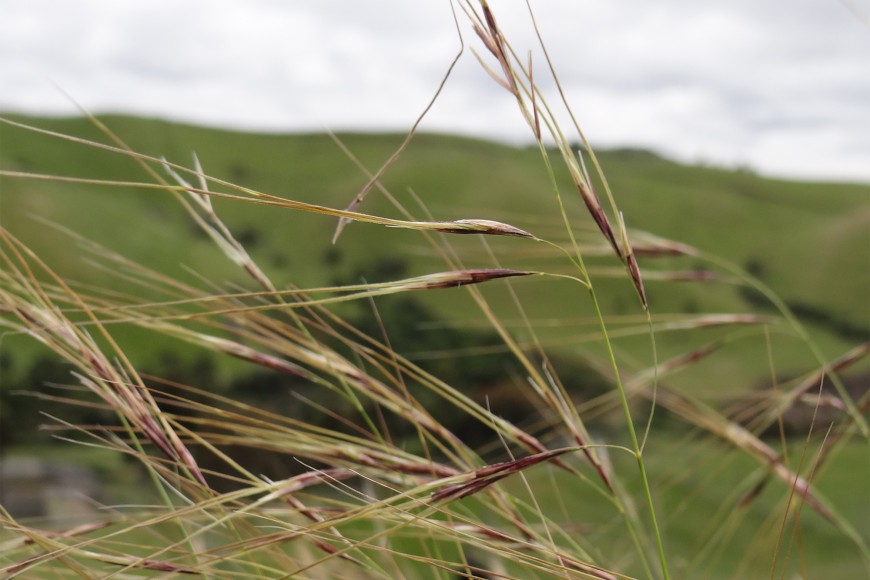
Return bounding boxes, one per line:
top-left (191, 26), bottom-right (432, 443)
top-left (1, 114), bottom-right (867, 397)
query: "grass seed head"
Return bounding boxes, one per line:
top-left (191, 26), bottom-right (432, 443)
top-left (411, 268), bottom-right (533, 290)
top-left (434, 218), bottom-right (534, 238)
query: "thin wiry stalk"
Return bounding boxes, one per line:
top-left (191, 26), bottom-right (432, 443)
top-left (332, 0), bottom-right (466, 244)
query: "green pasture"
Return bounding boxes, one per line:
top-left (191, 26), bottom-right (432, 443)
top-left (2, 114), bottom-right (866, 398)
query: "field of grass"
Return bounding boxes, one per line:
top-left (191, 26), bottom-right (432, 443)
top-left (0, 5), bottom-right (867, 574)
top-left (1, 434), bottom-right (865, 578)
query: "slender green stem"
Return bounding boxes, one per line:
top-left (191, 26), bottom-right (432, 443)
top-left (585, 284), bottom-right (670, 580)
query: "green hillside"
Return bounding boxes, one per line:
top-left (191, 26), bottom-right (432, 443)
top-left (1, 114), bottom-right (867, 396)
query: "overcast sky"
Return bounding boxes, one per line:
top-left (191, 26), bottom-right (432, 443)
top-left (2, 0), bottom-right (869, 182)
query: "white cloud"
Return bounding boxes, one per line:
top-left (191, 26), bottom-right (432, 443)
top-left (1, 0), bottom-right (868, 181)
